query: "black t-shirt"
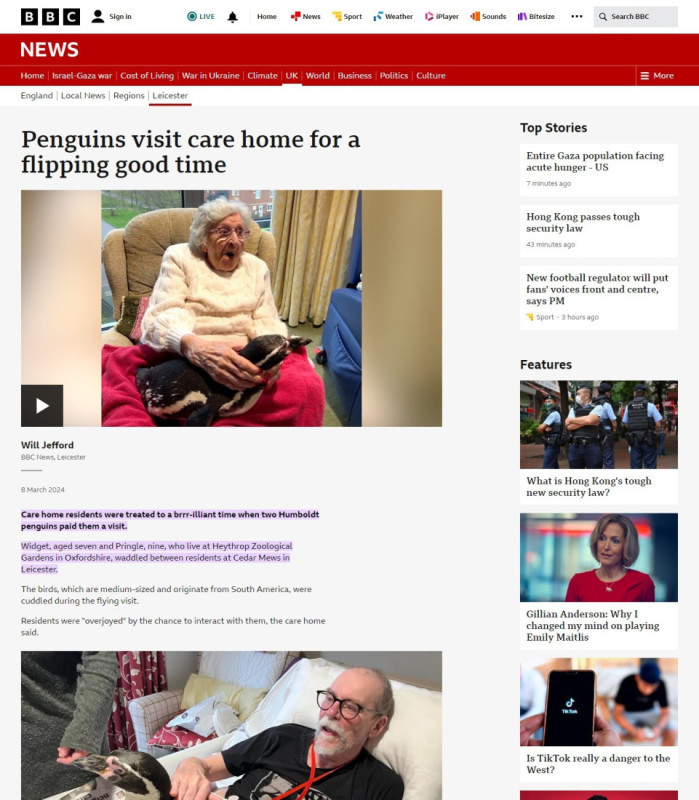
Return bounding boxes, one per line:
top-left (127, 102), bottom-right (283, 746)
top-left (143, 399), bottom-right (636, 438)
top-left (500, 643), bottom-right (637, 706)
top-left (614, 674), bottom-right (668, 712)
top-left (222, 724), bottom-right (404, 800)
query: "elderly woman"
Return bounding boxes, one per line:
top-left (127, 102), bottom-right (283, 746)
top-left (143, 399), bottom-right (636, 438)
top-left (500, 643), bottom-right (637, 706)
top-left (565, 514), bottom-right (655, 602)
top-left (102, 199), bottom-right (324, 426)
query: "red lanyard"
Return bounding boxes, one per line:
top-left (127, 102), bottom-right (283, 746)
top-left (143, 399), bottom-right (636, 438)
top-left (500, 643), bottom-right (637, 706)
top-left (272, 742), bottom-right (348, 800)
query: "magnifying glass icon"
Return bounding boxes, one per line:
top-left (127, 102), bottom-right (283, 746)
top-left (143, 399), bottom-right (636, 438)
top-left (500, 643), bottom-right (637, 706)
top-left (599, 12), bottom-right (608, 20)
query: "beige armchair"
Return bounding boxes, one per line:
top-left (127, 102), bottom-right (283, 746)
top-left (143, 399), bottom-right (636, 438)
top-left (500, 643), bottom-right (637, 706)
top-left (102, 207), bottom-right (276, 346)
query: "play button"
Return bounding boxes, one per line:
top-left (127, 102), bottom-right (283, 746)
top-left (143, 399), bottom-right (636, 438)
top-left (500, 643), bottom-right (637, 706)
top-left (21, 385), bottom-right (63, 427)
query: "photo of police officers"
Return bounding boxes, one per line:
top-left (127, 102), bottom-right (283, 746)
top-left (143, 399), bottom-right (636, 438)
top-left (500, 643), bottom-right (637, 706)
top-left (520, 381), bottom-right (678, 469)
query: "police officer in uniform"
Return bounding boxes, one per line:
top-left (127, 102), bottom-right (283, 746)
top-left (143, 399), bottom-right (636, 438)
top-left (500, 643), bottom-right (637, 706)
top-left (622, 383), bottom-right (663, 469)
top-left (592, 381), bottom-right (617, 469)
top-left (564, 384), bottom-right (604, 469)
top-left (537, 394), bottom-right (564, 469)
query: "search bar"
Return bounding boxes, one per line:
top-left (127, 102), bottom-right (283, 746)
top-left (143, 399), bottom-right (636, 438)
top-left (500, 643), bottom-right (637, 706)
top-left (594, 6), bottom-right (678, 27)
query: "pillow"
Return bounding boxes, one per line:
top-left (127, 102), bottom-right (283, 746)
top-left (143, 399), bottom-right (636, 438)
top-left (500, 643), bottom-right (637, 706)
top-left (225, 658), bottom-right (442, 800)
top-left (115, 295), bottom-right (150, 342)
top-left (181, 673), bottom-right (267, 721)
top-left (199, 651), bottom-right (288, 689)
top-left (149, 724), bottom-right (216, 750)
top-left (170, 693), bottom-right (227, 736)
top-left (213, 704), bottom-right (242, 737)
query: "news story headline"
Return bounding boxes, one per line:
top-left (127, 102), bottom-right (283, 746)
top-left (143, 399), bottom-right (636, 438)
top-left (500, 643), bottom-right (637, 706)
top-left (21, 128), bottom-right (363, 178)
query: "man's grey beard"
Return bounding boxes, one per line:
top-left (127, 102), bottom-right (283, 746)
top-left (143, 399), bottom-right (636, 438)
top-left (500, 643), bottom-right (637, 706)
top-left (314, 718), bottom-right (347, 755)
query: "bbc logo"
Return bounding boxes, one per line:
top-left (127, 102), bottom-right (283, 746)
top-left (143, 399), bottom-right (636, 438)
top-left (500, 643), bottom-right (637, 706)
top-left (20, 8), bottom-right (81, 25)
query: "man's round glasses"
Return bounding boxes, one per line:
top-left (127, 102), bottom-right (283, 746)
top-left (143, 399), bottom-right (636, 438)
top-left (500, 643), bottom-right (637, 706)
top-left (210, 226), bottom-right (250, 241)
top-left (316, 690), bottom-right (381, 720)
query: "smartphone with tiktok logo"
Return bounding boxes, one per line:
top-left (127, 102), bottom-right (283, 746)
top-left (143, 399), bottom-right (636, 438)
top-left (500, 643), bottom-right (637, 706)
top-left (543, 670), bottom-right (597, 746)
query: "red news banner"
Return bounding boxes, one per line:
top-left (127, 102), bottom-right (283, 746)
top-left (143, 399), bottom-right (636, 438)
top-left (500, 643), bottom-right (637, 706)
top-left (2, 33), bottom-right (699, 85)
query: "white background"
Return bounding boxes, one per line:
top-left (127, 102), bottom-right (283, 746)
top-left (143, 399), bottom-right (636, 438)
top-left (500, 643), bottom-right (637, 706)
top-left (4, 85), bottom-right (690, 798)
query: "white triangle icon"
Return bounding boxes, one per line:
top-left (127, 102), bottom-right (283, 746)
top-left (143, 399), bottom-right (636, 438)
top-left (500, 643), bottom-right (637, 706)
top-left (36, 397), bottom-right (50, 414)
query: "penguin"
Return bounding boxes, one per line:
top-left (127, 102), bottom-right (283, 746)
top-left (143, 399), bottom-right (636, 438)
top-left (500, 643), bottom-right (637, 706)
top-left (136, 334), bottom-right (312, 427)
top-left (60, 750), bottom-right (171, 800)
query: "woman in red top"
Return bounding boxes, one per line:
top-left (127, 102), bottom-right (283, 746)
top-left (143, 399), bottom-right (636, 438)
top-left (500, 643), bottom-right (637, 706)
top-left (565, 514), bottom-right (655, 602)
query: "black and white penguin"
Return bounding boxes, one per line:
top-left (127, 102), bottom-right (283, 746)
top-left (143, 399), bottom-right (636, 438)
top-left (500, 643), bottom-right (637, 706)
top-left (136, 333), bottom-right (312, 426)
top-left (63, 750), bottom-right (172, 800)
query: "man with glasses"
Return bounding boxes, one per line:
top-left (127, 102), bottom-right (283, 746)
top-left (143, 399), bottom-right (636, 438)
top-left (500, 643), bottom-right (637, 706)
top-left (169, 667), bottom-right (403, 800)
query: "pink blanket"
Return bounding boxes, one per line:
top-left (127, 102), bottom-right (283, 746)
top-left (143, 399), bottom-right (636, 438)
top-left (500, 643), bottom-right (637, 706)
top-left (102, 344), bottom-right (325, 427)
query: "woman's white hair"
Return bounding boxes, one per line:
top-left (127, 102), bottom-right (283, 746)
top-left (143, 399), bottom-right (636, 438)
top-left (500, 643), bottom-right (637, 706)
top-left (189, 197), bottom-right (253, 257)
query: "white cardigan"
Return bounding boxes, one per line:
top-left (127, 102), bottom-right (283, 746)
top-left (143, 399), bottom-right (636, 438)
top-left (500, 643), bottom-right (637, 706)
top-left (141, 243), bottom-right (286, 354)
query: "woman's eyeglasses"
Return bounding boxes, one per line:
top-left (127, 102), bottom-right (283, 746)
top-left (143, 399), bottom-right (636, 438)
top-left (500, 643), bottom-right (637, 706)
top-left (210, 226), bottom-right (250, 240)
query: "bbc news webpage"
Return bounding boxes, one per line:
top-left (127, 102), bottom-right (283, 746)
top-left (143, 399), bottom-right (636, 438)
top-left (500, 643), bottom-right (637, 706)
top-left (3, 3), bottom-right (690, 800)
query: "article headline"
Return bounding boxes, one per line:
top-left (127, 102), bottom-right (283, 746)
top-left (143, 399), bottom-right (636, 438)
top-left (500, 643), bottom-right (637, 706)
top-left (21, 128), bottom-right (362, 179)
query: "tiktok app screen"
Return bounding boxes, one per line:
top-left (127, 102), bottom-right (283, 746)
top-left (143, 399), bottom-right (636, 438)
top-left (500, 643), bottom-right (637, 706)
top-left (543, 670), bottom-right (596, 746)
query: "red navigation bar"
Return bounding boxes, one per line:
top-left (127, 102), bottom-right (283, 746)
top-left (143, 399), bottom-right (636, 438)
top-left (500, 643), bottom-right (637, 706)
top-left (2, 33), bottom-right (699, 86)
top-left (1, 65), bottom-right (641, 86)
